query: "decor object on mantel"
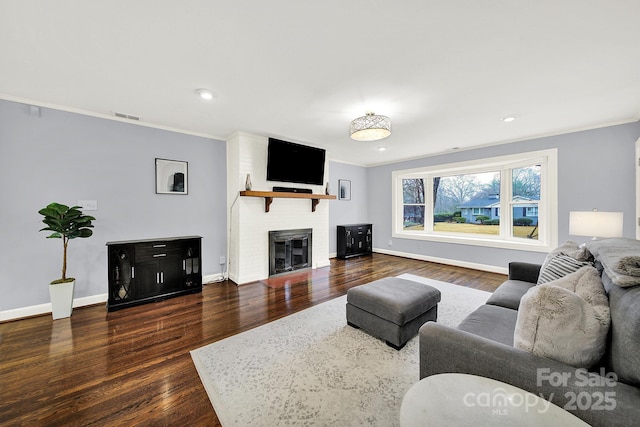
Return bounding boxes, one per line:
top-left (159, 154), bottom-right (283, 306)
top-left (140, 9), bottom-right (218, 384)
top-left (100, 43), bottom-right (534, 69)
top-left (38, 202), bottom-right (95, 319)
top-left (245, 173), bottom-right (252, 191)
top-left (350, 112), bottom-right (391, 141)
top-left (569, 208), bottom-right (623, 240)
top-left (239, 190), bottom-right (335, 212)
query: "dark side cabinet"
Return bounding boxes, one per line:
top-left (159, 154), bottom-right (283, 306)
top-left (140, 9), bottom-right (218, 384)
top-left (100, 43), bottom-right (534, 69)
top-left (337, 224), bottom-right (372, 259)
top-left (106, 236), bottom-right (202, 311)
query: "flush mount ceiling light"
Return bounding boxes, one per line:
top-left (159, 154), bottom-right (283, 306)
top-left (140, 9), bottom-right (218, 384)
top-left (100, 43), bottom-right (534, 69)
top-left (350, 112), bottom-right (391, 141)
top-left (196, 88), bottom-right (214, 100)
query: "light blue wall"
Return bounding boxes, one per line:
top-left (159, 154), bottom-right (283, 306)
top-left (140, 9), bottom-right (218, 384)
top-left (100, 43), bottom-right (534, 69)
top-left (2, 95), bottom-right (638, 311)
top-left (367, 121), bottom-right (640, 269)
top-left (328, 161), bottom-right (369, 254)
top-left (0, 100), bottom-right (227, 311)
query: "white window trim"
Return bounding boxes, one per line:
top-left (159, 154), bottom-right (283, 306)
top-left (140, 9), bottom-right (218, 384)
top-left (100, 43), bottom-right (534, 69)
top-left (392, 149), bottom-right (558, 252)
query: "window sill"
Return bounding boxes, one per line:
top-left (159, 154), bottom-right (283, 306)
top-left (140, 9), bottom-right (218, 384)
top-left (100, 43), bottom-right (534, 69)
top-left (392, 230), bottom-right (555, 253)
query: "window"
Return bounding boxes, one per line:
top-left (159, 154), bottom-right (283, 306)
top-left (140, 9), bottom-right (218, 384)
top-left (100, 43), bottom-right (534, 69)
top-left (402, 178), bottom-right (425, 230)
top-left (392, 149), bottom-right (558, 252)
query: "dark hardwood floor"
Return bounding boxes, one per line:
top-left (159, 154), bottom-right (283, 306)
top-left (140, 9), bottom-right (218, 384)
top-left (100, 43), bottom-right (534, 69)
top-left (0, 254), bottom-right (506, 426)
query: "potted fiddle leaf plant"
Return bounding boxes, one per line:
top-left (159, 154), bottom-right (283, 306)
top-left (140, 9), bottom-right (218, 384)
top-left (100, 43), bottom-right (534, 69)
top-left (39, 202), bottom-right (95, 319)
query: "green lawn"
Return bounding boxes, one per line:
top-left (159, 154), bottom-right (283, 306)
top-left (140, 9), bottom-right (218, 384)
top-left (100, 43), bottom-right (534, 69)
top-left (405, 222), bottom-right (537, 239)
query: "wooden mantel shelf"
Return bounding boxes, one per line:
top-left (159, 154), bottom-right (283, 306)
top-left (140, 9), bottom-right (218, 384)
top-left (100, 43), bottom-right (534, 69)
top-left (240, 191), bottom-right (336, 212)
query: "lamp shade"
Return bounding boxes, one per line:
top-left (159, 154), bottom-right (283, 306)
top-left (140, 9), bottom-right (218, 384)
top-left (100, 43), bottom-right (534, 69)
top-left (569, 211), bottom-right (623, 239)
top-left (350, 112), bottom-right (391, 141)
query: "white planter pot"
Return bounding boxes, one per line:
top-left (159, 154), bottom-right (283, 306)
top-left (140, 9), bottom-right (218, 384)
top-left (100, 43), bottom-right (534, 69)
top-left (49, 280), bottom-right (75, 320)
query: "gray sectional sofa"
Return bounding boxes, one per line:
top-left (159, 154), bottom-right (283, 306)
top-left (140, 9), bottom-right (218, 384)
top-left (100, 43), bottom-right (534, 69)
top-left (419, 239), bottom-right (640, 427)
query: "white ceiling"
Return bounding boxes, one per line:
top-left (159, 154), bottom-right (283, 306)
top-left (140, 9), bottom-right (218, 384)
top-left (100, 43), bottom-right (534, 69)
top-left (1, 1), bottom-right (639, 166)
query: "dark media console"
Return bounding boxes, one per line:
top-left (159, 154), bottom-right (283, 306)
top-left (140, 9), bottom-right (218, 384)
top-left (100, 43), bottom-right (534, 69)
top-left (106, 236), bottom-right (202, 311)
top-left (273, 186), bottom-right (313, 194)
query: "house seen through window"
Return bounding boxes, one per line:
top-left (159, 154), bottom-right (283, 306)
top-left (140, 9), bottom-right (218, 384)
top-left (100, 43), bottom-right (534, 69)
top-left (394, 150), bottom-right (557, 251)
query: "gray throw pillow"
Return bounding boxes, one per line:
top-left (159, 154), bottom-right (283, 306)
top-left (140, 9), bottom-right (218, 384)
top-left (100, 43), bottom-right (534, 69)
top-left (541, 240), bottom-right (591, 271)
top-left (537, 253), bottom-right (591, 285)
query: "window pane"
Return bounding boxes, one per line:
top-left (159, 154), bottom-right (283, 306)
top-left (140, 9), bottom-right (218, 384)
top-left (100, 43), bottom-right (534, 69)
top-left (402, 178), bottom-right (425, 230)
top-left (433, 172), bottom-right (500, 235)
top-left (512, 165), bottom-right (540, 240)
top-left (403, 178), bottom-right (424, 204)
top-left (404, 205), bottom-right (425, 230)
top-left (512, 165), bottom-right (541, 199)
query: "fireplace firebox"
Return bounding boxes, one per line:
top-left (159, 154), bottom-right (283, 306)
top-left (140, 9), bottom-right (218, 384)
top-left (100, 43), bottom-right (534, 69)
top-left (269, 228), bottom-right (312, 276)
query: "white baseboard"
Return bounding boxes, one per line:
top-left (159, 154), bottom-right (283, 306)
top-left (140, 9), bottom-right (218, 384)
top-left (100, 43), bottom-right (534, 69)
top-left (373, 248), bottom-right (508, 275)
top-left (0, 293), bottom-right (108, 322)
top-left (2, 254), bottom-right (504, 322)
top-left (1, 274), bottom-right (220, 322)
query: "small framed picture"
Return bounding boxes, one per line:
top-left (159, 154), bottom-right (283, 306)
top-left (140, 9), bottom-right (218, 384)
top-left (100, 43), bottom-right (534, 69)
top-left (155, 158), bottom-right (188, 195)
top-left (338, 179), bottom-right (351, 200)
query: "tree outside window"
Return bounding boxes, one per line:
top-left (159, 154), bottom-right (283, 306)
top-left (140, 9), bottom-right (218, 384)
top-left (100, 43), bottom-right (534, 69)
top-left (392, 149), bottom-right (556, 251)
top-left (403, 178), bottom-right (425, 230)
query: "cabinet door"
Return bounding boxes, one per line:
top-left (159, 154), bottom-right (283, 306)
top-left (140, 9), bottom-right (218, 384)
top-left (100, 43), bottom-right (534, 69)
top-left (161, 255), bottom-right (185, 293)
top-left (364, 226), bottom-right (373, 253)
top-left (183, 241), bottom-right (201, 288)
top-left (135, 259), bottom-right (161, 299)
top-left (345, 229), bottom-right (354, 255)
top-left (108, 244), bottom-right (136, 306)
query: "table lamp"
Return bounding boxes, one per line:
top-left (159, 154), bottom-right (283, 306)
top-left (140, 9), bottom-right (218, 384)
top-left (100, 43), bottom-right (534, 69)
top-left (569, 209), bottom-right (623, 240)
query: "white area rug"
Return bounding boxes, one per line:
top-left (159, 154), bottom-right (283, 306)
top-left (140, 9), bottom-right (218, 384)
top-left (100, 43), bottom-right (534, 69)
top-left (191, 274), bottom-right (491, 426)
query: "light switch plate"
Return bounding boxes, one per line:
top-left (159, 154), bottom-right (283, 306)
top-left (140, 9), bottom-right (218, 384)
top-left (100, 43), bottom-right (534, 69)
top-left (78, 200), bottom-right (98, 211)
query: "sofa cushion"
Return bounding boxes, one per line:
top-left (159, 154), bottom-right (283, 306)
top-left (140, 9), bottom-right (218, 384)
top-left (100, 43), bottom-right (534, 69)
top-left (541, 240), bottom-right (591, 271)
top-left (537, 253), bottom-right (591, 285)
top-left (507, 262), bottom-right (542, 283)
top-left (602, 271), bottom-right (640, 387)
top-left (458, 304), bottom-right (518, 346)
top-left (486, 280), bottom-right (536, 310)
top-left (514, 266), bottom-right (610, 368)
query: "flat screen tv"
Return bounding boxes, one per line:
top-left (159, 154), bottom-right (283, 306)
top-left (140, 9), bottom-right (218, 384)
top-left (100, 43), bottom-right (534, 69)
top-left (266, 138), bottom-right (326, 186)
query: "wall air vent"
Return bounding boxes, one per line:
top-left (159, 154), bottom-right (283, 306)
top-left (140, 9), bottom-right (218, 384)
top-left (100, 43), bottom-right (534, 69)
top-left (114, 112), bottom-right (140, 121)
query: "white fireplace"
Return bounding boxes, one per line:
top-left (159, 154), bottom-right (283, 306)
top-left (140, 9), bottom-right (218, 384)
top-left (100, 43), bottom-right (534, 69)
top-left (226, 132), bottom-right (331, 285)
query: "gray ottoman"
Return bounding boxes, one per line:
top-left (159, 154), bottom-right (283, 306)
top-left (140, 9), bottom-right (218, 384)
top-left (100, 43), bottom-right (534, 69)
top-left (346, 277), bottom-right (441, 350)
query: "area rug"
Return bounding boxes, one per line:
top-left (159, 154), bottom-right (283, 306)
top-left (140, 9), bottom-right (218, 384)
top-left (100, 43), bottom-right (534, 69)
top-left (191, 274), bottom-right (491, 426)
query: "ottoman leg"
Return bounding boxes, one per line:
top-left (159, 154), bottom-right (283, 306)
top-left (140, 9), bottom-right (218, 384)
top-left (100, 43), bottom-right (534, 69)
top-left (386, 340), bottom-right (405, 351)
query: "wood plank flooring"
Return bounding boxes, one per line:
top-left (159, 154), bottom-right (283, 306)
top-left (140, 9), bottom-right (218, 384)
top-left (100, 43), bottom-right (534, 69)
top-left (0, 254), bottom-right (506, 426)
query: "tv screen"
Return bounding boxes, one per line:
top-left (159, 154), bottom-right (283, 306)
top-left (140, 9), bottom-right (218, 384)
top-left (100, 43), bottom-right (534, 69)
top-left (266, 138), bottom-right (326, 186)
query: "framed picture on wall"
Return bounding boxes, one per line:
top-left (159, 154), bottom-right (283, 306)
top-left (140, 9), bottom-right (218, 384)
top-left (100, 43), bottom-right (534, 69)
top-left (155, 158), bottom-right (188, 195)
top-left (338, 179), bottom-right (351, 200)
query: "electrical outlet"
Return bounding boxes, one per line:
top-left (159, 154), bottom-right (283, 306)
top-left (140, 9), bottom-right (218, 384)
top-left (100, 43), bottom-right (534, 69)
top-left (388, 240), bottom-right (393, 246)
top-left (219, 256), bottom-right (226, 265)
top-left (78, 200), bottom-right (98, 211)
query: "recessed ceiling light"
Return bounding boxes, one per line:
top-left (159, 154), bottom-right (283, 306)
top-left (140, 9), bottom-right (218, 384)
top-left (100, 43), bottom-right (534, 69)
top-left (502, 115), bottom-right (517, 123)
top-left (196, 88), bottom-right (215, 100)
top-left (377, 146), bottom-right (387, 152)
